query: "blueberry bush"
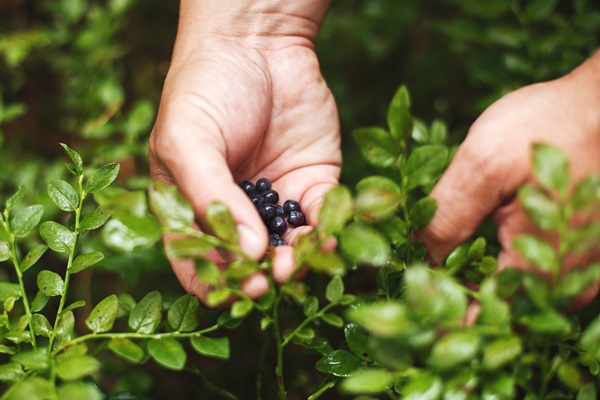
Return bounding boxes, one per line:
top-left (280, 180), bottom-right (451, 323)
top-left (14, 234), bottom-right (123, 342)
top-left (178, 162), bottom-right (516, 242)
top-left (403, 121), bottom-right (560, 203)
top-left (1, 1), bottom-right (600, 399)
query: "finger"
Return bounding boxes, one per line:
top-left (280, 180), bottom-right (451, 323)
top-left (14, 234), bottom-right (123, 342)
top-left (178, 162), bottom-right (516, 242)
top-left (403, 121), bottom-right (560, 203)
top-left (416, 130), bottom-right (530, 264)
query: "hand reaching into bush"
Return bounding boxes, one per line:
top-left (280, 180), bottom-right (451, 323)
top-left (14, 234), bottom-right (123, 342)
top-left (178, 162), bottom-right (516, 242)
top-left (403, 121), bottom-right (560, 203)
top-left (148, 1), bottom-right (341, 303)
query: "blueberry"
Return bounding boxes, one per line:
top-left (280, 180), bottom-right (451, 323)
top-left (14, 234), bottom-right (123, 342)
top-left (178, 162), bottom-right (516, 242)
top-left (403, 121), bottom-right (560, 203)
top-left (283, 200), bottom-right (301, 214)
top-left (287, 210), bottom-right (306, 227)
top-left (250, 194), bottom-right (261, 207)
top-left (259, 203), bottom-right (277, 222)
top-left (256, 178), bottom-right (271, 193)
top-left (270, 236), bottom-right (280, 246)
top-left (261, 189), bottom-right (279, 205)
top-left (277, 238), bottom-right (287, 246)
top-left (240, 180), bottom-right (256, 196)
top-left (269, 216), bottom-right (287, 235)
top-left (276, 205), bottom-right (285, 217)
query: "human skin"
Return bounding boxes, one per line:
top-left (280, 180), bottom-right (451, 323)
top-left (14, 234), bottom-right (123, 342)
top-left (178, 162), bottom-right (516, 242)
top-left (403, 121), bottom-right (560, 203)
top-left (148, 0), bottom-right (340, 302)
top-left (150, 1), bottom-right (600, 306)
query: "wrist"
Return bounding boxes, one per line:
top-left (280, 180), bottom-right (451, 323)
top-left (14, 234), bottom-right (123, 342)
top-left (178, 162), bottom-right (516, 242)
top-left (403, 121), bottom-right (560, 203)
top-left (174, 0), bottom-right (332, 55)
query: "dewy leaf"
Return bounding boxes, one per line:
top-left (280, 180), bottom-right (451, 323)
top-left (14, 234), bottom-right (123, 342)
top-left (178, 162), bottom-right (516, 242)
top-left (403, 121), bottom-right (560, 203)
top-left (128, 291), bottom-right (162, 334)
top-left (85, 163), bottom-right (120, 193)
top-left (48, 180), bottom-right (79, 212)
top-left (427, 330), bottom-right (481, 370)
top-left (5, 185), bottom-right (25, 211)
top-left (148, 338), bottom-right (186, 370)
top-left (409, 197), bottom-right (437, 229)
top-left (148, 180), bottom-right (194, 229)
top-left (86, 294), bottom-right (119, 333)
top-left (513, 234), bottom-right (556, 273)
top-left (31, 314), bottom-right (52, 337)
top-left (168, 293), bottom-right (200, 332)
top-left (532, 143), bottom-right (569, 192)
top-left (387, 85), bottom-right (413, 143)
top-left (345, 323), bottom-right (371, 361)
top-left (78, 207), bottom-right (111, 232)
top-left (401, 145), bottom-right (448, 190)
top-left (37, 270), bottom-right (64, 297)
top-left (109, 338), bottom-right (145, 363)
top-left (352, 127), bottom-right (401, 167)
top-left (340, 368), bottom-right (396, 394)
top-left (325, 275), bottom-right (344, 303)
top-left (518, 184), bottom-right (561, 231)
top-left (70, 251), bottom-right (104, 274)
top-left (206, 201), bottom-right (238, 244)
top-left (56, 355), bottom-right (101, 381)
top-left (60, 143), bottom-right (83, 176)
top-left (0, 241), bottom-right (11, 262)
top-left (10, 204), bottom-right (44, 238)
top-left (39, 221), bottom-right (75, 253)
top-left (20, 244), bottom-right (48, 273)
top-left (318, 185), bottom-right (354, 235)
top-left (339, 222), bottom-right (389, 266)
top-left (315, 349), bottom-right (363, 377)
top-left (191, 336), bottom-right (230, 359)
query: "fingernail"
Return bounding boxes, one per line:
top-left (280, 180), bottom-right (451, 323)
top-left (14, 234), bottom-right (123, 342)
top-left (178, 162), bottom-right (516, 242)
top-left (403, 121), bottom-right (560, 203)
top-left (237, 224), bottom-right (265, 259)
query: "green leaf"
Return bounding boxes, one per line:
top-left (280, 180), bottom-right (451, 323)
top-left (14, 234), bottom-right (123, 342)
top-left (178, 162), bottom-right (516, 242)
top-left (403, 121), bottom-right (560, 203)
top-left (427, 330), bottom-right (481, 370)
top-left (195, 258), bottom-right (221, 286)
top-left (318, 185), bottom-right (354, 235)
top-left (31, 291), bottom-right (49, 313)
top-left (11, 348), bottom-right (49, 372)
top-left (5, 377), bottom-right (52, 400)
top-left (60, 143), bottom-right (83, 176)
top-left (467, 237), bottom-right (487, 262)
top-left (166, 236), bottom-right (214, 259)
top-left (483, 336), bottom-right (522, 369)
top-left (55, 311), bottom-right (75, 347)
top-left (519, 310), bottom-right (571, 336)
top-left (0, 241), bottom-right (11, 262)
top-left (513, 234), bottom-right (556, 273)
top-left (148, 180), bottom-right (194, 229)
top-left (108, 338), bottom-right (145, 363)
top-left (78, 207), bottom-right (111, 232)
top-left (347, 302), bottom-right (409, 337)
top-left (321, 313), bottom-right (344, 328)
top-left (340, 368), bottom-right (396, 394)
top-left (31, 314), bottom-right (52, 337)
top-left (303, 296), bottom-right (319, 317)
top-left (344, 323), bottom-right (371, 361)
top-left (85, 163), bottom-right (120, 193)
top-left (230, 298), bottom-right (254, 319)
top-left (315, 350), bottom-right (363, 377)
top-left (5, 185), bottom-right (25, 210)
top-left (525, 0), bottom-right (558, 21)
top-left (532, 143), bottom-right (569, 192)
top-left (518, 184), bottom-right (561, 230)
top-left (100, 216), bottom-right (161, 252)
top-left (128, 291), bottom-right (162, 334)
top-left (409, 196), bottom-right (437, 229)
top-left (577, 383), bottom-right (598, 400)
top-left (401, 145), bottom-right (448, 190)
top-left (148, 338), bottom-right (186, 370)
top-left (428, 119), bottom-right (447, 144)
top-left (206, 288), bottom-right (231, 308)
top-left (0, 362), bottom-right (23, 382)
top-left (56, 355), bottom-right (101, 381)
top-left (572, 174), bottom-right (600, 212)
top-left (0, 283), bottom-right (21, 302)
top-left (355, 176), bottom-right (403, 221)
top-left (37, 270), bottom-right (64, 296)
top-left (168, 293), bottom-right (200, 332)
top-left (39, 221), bottom-right (75, 253)
top-left (70, 251), bottom-right (104, 274)
top-left (306, 251), bottom-right (347, 276)
top-left (326, 275), bottom-right (344, 303)
top-left (206, 202), bottom-right (238, 244)
top-left (20, 244), bottom-right (48, 273)
top-left (57, 381), bottom-right (103, 400)
top-left (11, 204), bottom-right (44, 238)
top-left (387, 85), bottom-right (413, 143)
top-left (352, 127), bottom-right (401, 167)
top-left (445, 242), bottom-right (470, 273)
top-left (86, 294), bottom-right (119, 333)
top-left (339, 222), bottom-right (389, 266)
top-left (48, 180), bottom-right (79, 212)
top-left (62, 300), bottom-right (86, 314)
top-left (191, 336), bottom-right (230, 359)
top-left (399, 372), bottom-right (443, 400)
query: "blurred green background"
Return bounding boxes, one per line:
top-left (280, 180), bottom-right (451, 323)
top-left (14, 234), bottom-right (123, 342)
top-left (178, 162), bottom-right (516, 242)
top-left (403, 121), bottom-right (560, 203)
top-left (0, 0), bottom-right (599, 398)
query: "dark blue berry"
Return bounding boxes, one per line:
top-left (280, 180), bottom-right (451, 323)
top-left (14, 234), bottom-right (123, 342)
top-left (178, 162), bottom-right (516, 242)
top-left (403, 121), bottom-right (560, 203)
top-left (276, 205), bottom-right (285, 217)
top-left (287, 210), bottom-right (306, 227)
top-left (283, 199), bottom-right (301, 214)
top-left (261, 189), bottom-right (279, 205)
top-left (259, 203), bottom-right (277, 222)
top-left (250, 194), bottom-right (261, 206)
top-left (256, 178), bottom-right (271, 193)
top-left (269, 216), bottom-right (287, 235)
top-left (240, 180), bottom-right (256, 196)
top-left (277, 238), bottom-right (287, 246)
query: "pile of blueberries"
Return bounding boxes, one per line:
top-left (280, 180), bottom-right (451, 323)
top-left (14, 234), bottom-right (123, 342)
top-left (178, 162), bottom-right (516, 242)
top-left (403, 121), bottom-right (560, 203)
top-left (239, 178), bottom-right (306, 247)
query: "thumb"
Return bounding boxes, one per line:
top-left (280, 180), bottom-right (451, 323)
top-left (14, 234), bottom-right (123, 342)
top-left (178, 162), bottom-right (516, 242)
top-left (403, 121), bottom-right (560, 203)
top-left (416, 136), bottom-right (529, 264)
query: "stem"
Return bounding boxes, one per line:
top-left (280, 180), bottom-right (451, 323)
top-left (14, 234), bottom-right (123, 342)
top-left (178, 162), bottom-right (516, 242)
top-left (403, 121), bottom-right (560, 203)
top-left (2, 211), bottom-right (36, 349)
top-left (48, 175), bottom-right (85, 351)
top-left (270, 277), bottom-right (287, 400)
top-left (307, 381), bottom-right (336, 400)
top-left (52, 324), bottom-right (220, 355)
top-left (281, 302), bottom-right (338, 347)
